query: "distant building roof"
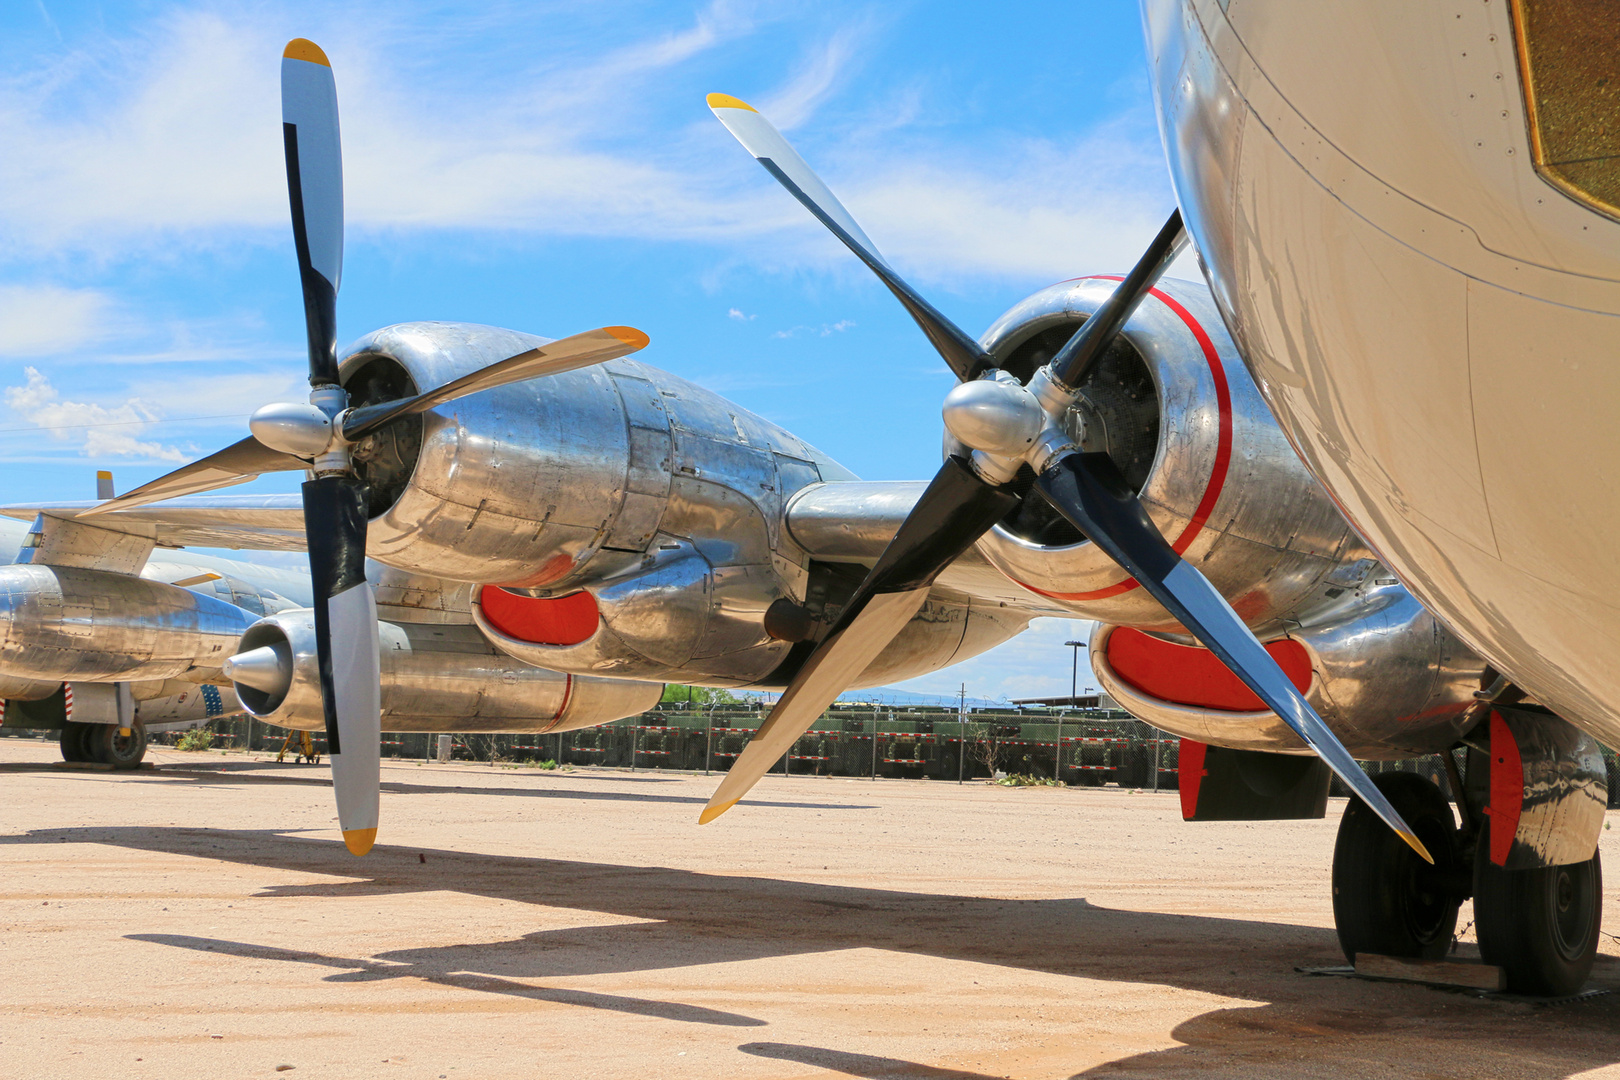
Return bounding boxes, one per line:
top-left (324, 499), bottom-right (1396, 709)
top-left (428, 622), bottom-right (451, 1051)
top-left (1010, 693), bottom-right (1116, 709)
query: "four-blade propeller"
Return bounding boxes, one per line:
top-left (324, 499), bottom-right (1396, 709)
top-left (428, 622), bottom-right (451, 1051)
top-left (87, 39), bottom-right (650, 857)
top-left (700, 94), bottom-right (1431, 863)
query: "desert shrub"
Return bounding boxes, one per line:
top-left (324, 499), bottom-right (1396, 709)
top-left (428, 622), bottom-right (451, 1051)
top-left (176, 727), bottom-right (214, 752)
top-left (994, 773), bottom-right (1058, 787)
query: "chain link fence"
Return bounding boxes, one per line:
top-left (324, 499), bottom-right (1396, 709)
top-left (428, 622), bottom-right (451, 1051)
top-left (10, 705), bottom-right (1620, 806)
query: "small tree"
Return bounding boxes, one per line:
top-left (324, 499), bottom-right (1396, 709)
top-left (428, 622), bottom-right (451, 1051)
top-left (966, 719), bottom-right (1009, 777)
top-left (661, 685), bottom-right (742, 707)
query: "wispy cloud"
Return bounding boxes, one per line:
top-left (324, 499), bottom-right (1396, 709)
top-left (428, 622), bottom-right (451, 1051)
top-left (3, 367), bottom-right (191, 461)
top-left (756, 20), bottom-right (873, 131)
top-left (772, 319), bottom-right (854, 339)
top-left (726, 307), bottom-right (754, 321)
top-left (0, 285), bottom-right (117, 356)
top-left (0, 5), bottom-right (1173, 286)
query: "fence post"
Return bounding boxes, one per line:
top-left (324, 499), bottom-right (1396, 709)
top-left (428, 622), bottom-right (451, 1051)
top-left (1152, 727), bottom-right (1161, 792)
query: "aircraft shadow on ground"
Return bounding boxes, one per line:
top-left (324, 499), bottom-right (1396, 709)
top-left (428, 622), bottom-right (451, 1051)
top-left (97, 763), bottom-right (873, 812)
top-left (6, 825), bottom-right (1619, 1077)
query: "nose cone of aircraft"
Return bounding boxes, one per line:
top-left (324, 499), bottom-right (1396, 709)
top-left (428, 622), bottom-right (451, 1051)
top-left (223, 644), bottom-right (293, 697)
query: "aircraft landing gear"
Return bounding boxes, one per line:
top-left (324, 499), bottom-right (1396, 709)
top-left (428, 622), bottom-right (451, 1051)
top-left (86, 720), bottom-right (147, 769)
top-left (1475, 849), bottom-right (1603, 997)
top-left (1332, 772), bottom-right (1466, 960)
top-left (1332, 748), bottom-right (1604, 996)
top-left (58, 720), bottom-right (147, 769)
top-left (58, 720), bottom-right (95, 763)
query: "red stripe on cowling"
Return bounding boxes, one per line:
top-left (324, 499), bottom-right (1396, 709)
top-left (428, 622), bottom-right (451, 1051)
top-left (554, 673), bottom-right (574, 723)
top-left (1486, 710), bottom-right (1523, 867)
top-left (479, 587), bottom-right (599, 645)
top-left (1018, 278), bottom-right (1234, 602)
top-left (1107, 626), bottom-right (1311, 711)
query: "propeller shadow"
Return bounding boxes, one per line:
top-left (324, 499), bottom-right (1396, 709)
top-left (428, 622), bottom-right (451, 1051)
top-left (123, 762), bottom-right (876, 811)
top-left (124, 933), bottom-right (764, 1028)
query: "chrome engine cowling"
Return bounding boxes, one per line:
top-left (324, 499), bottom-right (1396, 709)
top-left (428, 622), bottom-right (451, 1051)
top-left (0, 565), bottom-right (257, 683)
top-left (229, 609), bottom-right (663, 733)
top-left (973, 277), bottom-right (1369, 638)
top-left (1091, 574), bottom-right (1489, 759)
top-left (470, 554), bottom-right (1031, 690)
top-left (341, 322), bottom-right (644, 589)
top-left (340, 321), bottom-right (845, 596)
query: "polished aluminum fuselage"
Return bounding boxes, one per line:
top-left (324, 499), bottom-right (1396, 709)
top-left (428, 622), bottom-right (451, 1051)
top-left (1144, 0), bottom-right (1620, 746)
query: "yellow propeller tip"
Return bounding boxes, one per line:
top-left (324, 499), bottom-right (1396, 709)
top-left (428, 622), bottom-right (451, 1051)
top-left (342, 827), bottom-right (376, 856)
top-left (1402, 831), bottom-right (1434, 865)
top-left (284, 38), bottom-right (331, 66)
top-left (698, 799), bottom-right (739, 825)
top-left (706, 92), bottom-right (756, 113)
top-left (607, 326), bottom-right (650, 350)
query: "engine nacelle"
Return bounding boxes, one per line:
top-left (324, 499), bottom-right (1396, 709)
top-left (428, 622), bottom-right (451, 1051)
top-left (229, 609), bottom-right (663, 733)
top-left (469, 548), bottom-right (1031, 690)
top-left (973, 277), bottom-right (1368, 638)
top-left (0, 565), bottom-right (257, 683)
top-left (340, 323), bottom-right (645, 589)
top-left (1091, 576), bottom-right (1488, 759)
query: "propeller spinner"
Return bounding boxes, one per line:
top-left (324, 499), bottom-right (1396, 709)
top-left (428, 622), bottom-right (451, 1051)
top-left (700, 94), bottom-right (1432, 864)
top-left (83, 40), bottom-right (651, 856)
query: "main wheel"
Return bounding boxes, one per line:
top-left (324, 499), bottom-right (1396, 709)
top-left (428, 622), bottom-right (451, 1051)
top-left (58, 721), bottom-right (94, 763)
top-left (1475, 849), bottom-right (1602, 996)
top-left (84, 720), bottom-right (147, 769)
top-left (1332, 771), bottom-right (1463, 962)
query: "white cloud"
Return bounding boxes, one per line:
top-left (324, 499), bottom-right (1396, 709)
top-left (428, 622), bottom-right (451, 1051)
top-left (0, 6), bottom-right (1175, 287)
top-left (3, 367), bottom-right (190, 461)
top-left (772, 319), bottom-right (855, 339)
top-left (0, 285), bottom-right (116, 356)
top-left (756, 21), bottom-right (871, 131)
top-left (726, 307), bottom-right (754, 321)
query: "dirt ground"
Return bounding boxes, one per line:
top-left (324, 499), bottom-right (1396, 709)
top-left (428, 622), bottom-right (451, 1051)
top-left (3, 737), bottom-right (1620, 1079)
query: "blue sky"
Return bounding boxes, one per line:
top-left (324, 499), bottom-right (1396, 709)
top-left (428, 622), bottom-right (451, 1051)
top-left (0, 0), bottom-right (1188, 701)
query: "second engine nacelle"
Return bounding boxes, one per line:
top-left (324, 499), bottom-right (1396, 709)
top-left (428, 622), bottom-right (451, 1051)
top-left (972, 277), bottom-right (1369, 638)
top-left (227, 609), bottom-right (663, 733)
top-left (1090, 575), bottom-right (1489, 759)
top-left (0, 565), bottom-right (257, 684)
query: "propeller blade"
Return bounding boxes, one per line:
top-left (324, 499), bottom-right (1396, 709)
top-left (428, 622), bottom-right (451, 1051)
top-left (708, 94), bottom-right (993, 382)
top-left (78, 436), bottom-right (305, 517)
top-left (284, 41), bottom-right (378, 856)
top-left (700, 456), bottom-right (1019, 822)
top-left (1034, 452), bottom-right (1432, 863)
top-left (1047, 210), bottom-right (1187, 389)
top-left (302, 475), bottom-right (380, 856)
top-left (340, 325), bottom-right (650, 443)
top-left (282, 38), bottom-right (344, 386)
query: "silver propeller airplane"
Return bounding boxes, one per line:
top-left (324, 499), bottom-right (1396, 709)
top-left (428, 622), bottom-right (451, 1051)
top-left (2, 8), bottom-right (1613, 997)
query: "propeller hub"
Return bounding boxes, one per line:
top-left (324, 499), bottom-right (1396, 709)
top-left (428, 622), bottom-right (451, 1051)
top-left (941, 373), bottom-right (1046, 458)
top-left (249, 401), bottom-right (334, 458)
top-left (222, 642), bottom-right (294, 698)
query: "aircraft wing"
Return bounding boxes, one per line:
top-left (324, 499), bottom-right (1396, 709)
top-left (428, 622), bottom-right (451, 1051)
top-left (0, 494), bottom-right (309, 552)
top-left (784, 480), bottom-right (1073, 619)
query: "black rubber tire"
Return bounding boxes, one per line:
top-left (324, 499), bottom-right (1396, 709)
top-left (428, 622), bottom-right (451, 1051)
top-left (1332, 771), bottom-right (1463, 962)
top-left (1475, 848), bottom-right (1602, 997)
top-left (84, 720), bottom-right (147, 769)
top-left (58, 721), bottom-right (94, 763)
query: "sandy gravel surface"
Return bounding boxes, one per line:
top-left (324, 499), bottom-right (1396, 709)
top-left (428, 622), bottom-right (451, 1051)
top-left (2, 736), bottom-right (1619, 1079)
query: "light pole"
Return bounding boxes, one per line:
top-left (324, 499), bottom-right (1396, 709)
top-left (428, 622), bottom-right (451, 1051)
top-left (1062, 639), bottom-right (1086, 784)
